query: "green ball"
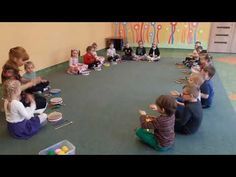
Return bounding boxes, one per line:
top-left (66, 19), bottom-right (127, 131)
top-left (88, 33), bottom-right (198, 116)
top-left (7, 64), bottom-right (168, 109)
top-left (48, 150), bottom-right (56, 155)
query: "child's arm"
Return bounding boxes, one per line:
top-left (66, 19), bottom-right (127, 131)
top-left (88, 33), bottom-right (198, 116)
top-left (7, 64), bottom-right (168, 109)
top-left (176, 100), bottom-right (185, 106)
top-left (16, 99), bottom-right (36, 120)
top-left (149, 104), bottom-right (157, 111)
top-left (170, 90), bottom-right (180, 97)
top-left (156, 48), bottom-right (160, 57)
top-left (201, 93), bottom-right (209, 99)
top-left (107, 49), bottom-right (112, 57)
top-left (200, 84), bottom-right (210, 99)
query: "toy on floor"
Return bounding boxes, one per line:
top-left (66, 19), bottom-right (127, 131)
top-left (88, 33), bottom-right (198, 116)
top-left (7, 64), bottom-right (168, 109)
top-left (49, 88), bottom-right (61, 97)
top-left (55, 120), bottom-right (73, 130)
top-left (48, 111), bottom-right (63, 122)
top-left (103, 62), bottom-right (110, 67)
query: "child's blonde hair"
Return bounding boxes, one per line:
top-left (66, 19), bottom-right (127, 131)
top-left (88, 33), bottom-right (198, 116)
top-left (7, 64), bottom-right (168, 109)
top-left (183, 84), bottom-right (200, 99)
top-left (24, 61), bottom-right (35, 70)
top-left (189, 73), bottom-right (204, 88)
top-left (3, 80), bottom-right (21, 111)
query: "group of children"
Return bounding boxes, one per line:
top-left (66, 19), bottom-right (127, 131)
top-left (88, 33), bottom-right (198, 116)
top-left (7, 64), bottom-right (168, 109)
top-left (66, 41), bottom-right (161, 75)
top-left (1, 42), bottom-right (216, 153)
top-left (135, 41), bottom-right (216, 151)
top-left (2, 47), bottom-right (50, 139)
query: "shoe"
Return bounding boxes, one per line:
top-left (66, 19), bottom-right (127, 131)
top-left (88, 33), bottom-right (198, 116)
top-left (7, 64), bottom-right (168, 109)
top-left (112, 61), bottom-right (117, 65)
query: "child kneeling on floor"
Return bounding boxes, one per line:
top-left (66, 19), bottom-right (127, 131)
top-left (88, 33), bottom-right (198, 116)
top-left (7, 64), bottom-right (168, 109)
top-left (136, 95), bottom-right (177, 151)
top-left (3, 80), bottom-right (47, 139)
top-left (67, 49), bottom-right (88, 75)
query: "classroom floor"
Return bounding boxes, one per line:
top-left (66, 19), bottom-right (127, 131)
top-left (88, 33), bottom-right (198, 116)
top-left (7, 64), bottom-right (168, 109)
top-left (0, 49), bottom-right (236, 155)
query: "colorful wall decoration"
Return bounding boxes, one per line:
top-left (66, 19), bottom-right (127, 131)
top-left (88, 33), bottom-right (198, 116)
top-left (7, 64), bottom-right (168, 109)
top-left (112, 22), bottom-right (211, 49)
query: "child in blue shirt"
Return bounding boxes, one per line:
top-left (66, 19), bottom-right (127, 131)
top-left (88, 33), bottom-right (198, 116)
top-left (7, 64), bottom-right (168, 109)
top-left (200, 65), bottom-right (216, 108)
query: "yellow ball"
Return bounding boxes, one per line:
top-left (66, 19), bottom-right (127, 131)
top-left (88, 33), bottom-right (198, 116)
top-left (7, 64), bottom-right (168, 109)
top-left (61, 146), bottom-right (69, 153)
top-left (57, 151), bottom-right (66, 155)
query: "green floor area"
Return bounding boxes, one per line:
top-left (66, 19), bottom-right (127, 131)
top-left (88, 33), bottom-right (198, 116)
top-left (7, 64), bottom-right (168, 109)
top-left (210, 53), bottom-right (236, 112)
top-left (0, 48), bottom-right (236, 154)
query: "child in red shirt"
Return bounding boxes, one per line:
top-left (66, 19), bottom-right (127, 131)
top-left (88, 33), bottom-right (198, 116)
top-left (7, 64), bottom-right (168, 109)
top-left (83, 46), bottom-right (102, 69)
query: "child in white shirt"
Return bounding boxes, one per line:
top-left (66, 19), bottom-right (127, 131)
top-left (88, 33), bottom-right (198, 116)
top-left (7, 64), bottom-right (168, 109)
top-left (67, 49), bottom-right (88, 75)
top-left (3, 79), bottom-right (47, 139)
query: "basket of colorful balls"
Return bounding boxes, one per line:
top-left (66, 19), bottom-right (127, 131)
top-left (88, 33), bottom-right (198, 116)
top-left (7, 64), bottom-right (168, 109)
top-left (39, 140), bottom-right (76, 155)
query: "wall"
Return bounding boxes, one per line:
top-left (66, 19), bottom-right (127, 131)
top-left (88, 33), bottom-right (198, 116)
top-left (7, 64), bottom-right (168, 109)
top-left (0, 22), bottom-right (113, 81)
top-left (112, 22), bottom-right (211, 49)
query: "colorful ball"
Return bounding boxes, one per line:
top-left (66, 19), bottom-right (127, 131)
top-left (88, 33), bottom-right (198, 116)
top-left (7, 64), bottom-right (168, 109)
top-left (55, 148), bottom-right (61, 154)
top-left (48, 150), bottom-right (55, 155)
top-left (57, 151), bottom-right (66, 155)
top-left (61, 146), bottom-right (69, 153)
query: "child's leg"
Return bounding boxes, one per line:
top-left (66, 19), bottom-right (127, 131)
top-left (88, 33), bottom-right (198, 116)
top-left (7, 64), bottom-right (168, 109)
top-left (97, 56), bottom-right (105, 64)
top-left (38, 113), bottom-right (47, 126)
top-left (136, 128), bottom-right (159, 150)
top-left (88, 63), bottom-right (95, 69)
top-left (107, 56), bottom-right (113, 62)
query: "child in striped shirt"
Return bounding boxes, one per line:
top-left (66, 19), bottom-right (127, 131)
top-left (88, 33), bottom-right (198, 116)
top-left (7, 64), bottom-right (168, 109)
top-left (136, 95), bottom-right (177, 151)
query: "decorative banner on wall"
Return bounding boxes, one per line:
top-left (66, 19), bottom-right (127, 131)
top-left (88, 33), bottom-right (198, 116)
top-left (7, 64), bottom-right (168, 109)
top-left (113, 22), bottom-right (211, 49)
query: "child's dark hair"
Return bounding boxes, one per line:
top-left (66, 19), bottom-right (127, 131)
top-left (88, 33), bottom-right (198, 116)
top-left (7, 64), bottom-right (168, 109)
top-left (196, 46), bottom-right (203, 51)
top-left (195, 41), bottom-right (201, 45)
top-left (155, 95), bottom-right (177, 117)
top-left (86, 46), bottom-right (93, 52)
top-left (24, 61), bottom-right (34, 70)
top-left (201, 54), bottom-right (213, 63)
top-left (92, 42), bottom-right (97, 47)
top-left (138, 40), bottom-right (143, 44)
top-left (203, 65), bottom-right (216, 78)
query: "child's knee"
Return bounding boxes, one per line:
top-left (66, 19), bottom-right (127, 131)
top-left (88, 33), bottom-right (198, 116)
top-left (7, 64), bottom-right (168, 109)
top-left (38, 113), bottom-right (47, 125)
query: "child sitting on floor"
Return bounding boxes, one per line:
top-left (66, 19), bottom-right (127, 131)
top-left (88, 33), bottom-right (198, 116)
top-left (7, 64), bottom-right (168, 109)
top-left (67, 49), bottom-right (88, 75)
top-left (200, 65), bottom-right (216, 109)
top-left (83, 46), bottom-right (102, 70)
top-left (176, 41), bottom-right (202, 67)
top-left (191, 53), bottom-right (213, 74)
top-left (23, 61), bottom-right (50, 94)
top-left (107, 43), bottom-right (120, 64)
top-left (174, 84), bottom-right (203, 135)
top-left (91, 42), bottom-right (105, 64)
top-left (136, 95), bottom-right (177, 151)
top-left (171, 73), bottom-right (204, 102)
top-left (122, 42), bottom-right (134, 61)
top-left (147, 43), bottom-right (160, 62)
top-left (134, 41), bottom-right (147, 61)
top-left (175, 53), bottom-right (212, 84)
top-left (3, 79), bottom-right (47, 139)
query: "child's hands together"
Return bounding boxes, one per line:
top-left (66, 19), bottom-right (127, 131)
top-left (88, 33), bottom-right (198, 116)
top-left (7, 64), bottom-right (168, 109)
top-left (41, 79), bottom-right (48, 83)
top-left (149, 104), bottom-right (157, 111)
top-left (139, 110), bottom-right (147, 116)
top-left (26, 94), bottom-right (35, 104)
